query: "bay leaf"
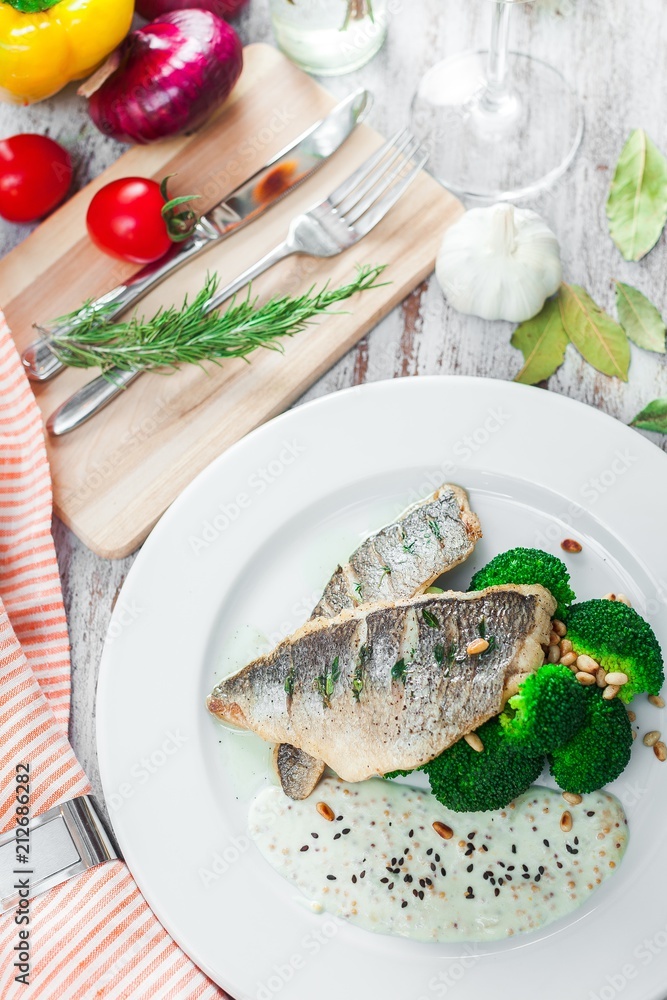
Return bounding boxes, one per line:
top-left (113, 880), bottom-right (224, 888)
top-left (511, 296), bottom-right (569, 384)
top-left (606, 129), bottom-right (667, 261)
top-left (559, 283), bottom-right (630, 381)
top-left (615, 281), bottom-right (666, 353)
top-left (631, 399), bottom-right (667, 434)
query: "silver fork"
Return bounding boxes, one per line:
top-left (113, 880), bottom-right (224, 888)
top-left (47, 132), bottom-right (428, 436)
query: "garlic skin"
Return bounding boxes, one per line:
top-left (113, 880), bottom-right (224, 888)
top-left (436, 203), bottom-right (562, 323)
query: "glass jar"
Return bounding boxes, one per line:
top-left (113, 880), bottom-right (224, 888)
top-left (270, 0), bottom-right (388, 77)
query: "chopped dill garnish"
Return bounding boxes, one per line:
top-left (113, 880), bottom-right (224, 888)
top-left (422, 609), bottom-right (440, 629)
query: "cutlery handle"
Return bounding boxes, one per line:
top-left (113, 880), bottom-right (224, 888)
top-left (47, 368), bottom-right (140, 437)
top-left (24, 223), bottom-right (218, 382)
top-left (47, 239), bottom-right (296, 436)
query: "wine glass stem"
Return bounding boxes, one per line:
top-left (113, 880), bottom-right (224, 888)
top-left (483, 1), bottom-right (513, 110)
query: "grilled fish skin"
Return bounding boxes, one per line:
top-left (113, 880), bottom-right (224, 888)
top-left (274, 484), bottom-right (482, 796)
top-left (207, 584), bottom-right (555, 783)
top-left (312, 485), bottom-right (482, 618)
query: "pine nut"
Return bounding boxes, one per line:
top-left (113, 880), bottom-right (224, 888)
top-left (602, 593), bottom-right (617, 601)
top-left (605, 671), bottom-right (628, 686)
top-left (467, 638), bottom-right (489, 656)
top-left (596, 667), bottom-right (607, 688)
top-left (316, 802), bottom-right (335, 821)
top-left (547, 644), bottom-right (561, 664)
top-left (553, 619), bottom-right (567, 637)
top-left (562, 792), bottom-right (582, 806)
top-left (576, 654), bottom-right (599, 673)
top-left (643, 730), bottom-right (661, 747)
top-left (632, 730), bottom-right (637, 740)
top-left (560, 639), bottom-right (573, 655)
top-left (549, 630), bottom-right (561, 647)
top-left (654, 742), bottom-right (667, 762)
top-left (576, 672), bottom-right (596, 686)
top-left (433, 821), bottom-right (454, 839)
top-left (561, 538), bottom-right (582, 553)
top-left (560, 811), bottom-right (573, 832)
top-left (627, 710), bottom-right (636, 722)
top-left (464, 732), bottom-right (484, 752)
top-left (603, 685), bottom-right (620, 700)
top-left (560, 652), bottom-right (577, 666)
top-left (616, 594), bottom-right (632, 607)
top-left (649, 695), bottom-right (666, 708)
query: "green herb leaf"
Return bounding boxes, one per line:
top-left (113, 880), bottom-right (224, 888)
top-left (559, 284), bottom-right (630, 380)
top-left (403, 539), bottom-right (416, 554)
top-left (284, 667), bottom-right (295, 697)
top-left (478, 618), bottom-right (486, 639)
top-left (615, 282), bottom-right (666, 353)
top-left (353, 582), bottom-right (364, 600)
top-left (48, 266), bottom-right (389, 374)
top-left (481, 636), bottom-right (497, 656)
top-left (428, 519), bottom-right (442, 541)
top-left (331, 656), bottom-right (341, 684)
top-left (434, 644), bottom-right (445, 664)
top-left (422, 609), bottom-right (440, 629)
top-left (606, 129), bottom-right (667, 261)
top-left (511, 296), bottom-right (569, 385)
top-left (425, 585), bottom-right (444, 594)
top-left (391, 659), bottom-right (407, 682)
top-left (447, 643), bottom-right (457, 665)
top-left (630, 399), bottom-right (667, 434)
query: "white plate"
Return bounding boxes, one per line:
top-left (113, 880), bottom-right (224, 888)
top-left (97, 377), bottom-right (667, 1000)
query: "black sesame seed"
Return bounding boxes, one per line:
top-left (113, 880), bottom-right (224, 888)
top-left (336, 815), bottom-right (343, 821)
top-left (360, 870), bottom-right (366, 878)
top-left (413, 889), bottom-right (419, 897)
top-left (586, 811), bottom-right (595, 817)
top-left (441, 867), bottom-right (447, 877)
top-left (535, 874), bottom-right (541, 882)
top-left (405, 874), bottom-right (413, 883)
top-left (435, 853), bottom-right (441, 862)
top-left (507, 865), bottom-right (515, 871)
top-left (522, 864), bottom-right (529, 872)
top-left (574, 837), bottom-right (579, 846)
top-left (381, 877), bottom-right (389, 883)
top-left (481, 844), bottom-right (489, 852)
top-left (430, 863), bottom-right (437, 872)
top-left (398, 858), bottom-right (404, 866)
top-left (498, 878), bottom-right (504, 886)
top-left (391, 857), bottom-right (397, 865)
top-left (468, 831), bottom-right (476, 839)
top-left (425, 877), bottom-right (432, 886)
top-left (538, 866), bottom-right (545, 874)
top-left (342, 828), bottom-right (351, 835)
top-left (419, 878), bottom-right (426, 888)
top-left (334, 833), bottom-right (342, 840)
top-left (311, 833), bottom-right (319, 839)
top-left (388, 882), bottom-right (394, 890)
top-left (426, 848), bottom-right (433, 856)
top-left (419, 890), bottom-right (425, 900)
top-left (300, 845), bottom-right (309, 852)
top-left (566, 844), bottom-right (579, 855)
top-left (543, 839), bottom-right (550, 847)
top-left (401, 900), bottom-right (408, 908)
top-left (327, 875), bottom-right (336, 881)
top-left (409, 829), bottom-right (414, 838)
top-left (498, 861), bottom-right (506, 868)
top-left (556, 861), bottom-right (563, 869)
top-left (494, 887), bottom-right (500, 897)
top-left (522, 873), bottom-right (530, 880)
top-left (511, 844), bottom-right (517, 854)
top-left (506, 875), bottom-right (513, 882)
top-left (466, 864), bottom-right (474, 873)
top-left (352, 874), bottom-right (357, 883)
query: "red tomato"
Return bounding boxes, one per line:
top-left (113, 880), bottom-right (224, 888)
top-left (0, 134), bottom-right (72, 223)
top-left (86, 177), bottom-right (173, 264)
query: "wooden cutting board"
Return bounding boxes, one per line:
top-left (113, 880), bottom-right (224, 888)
top-left (0, 44), bottom-right (463, 559)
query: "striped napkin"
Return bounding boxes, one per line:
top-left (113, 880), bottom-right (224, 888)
top-left (0, 314), bottom-right (227, 999)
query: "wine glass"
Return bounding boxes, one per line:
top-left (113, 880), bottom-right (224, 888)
top-left (411, 0), bottom-right (584, 200)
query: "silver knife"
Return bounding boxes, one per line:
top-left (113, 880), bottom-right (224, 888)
top-left (23, 88), bottom-right (371, 383)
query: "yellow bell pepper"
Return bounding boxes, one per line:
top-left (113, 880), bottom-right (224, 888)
top-left (0, 0), bottom-right (134, 105)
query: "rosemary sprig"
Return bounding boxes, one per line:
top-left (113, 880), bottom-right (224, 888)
top-left (46, 266), bottom-right (388, 374)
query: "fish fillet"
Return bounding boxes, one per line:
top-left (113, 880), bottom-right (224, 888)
top-left (275, 484), bottom-right (482, 796)
top-left (207, 584), bottom-right (555, 783)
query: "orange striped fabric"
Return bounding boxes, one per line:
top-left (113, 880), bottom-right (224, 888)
top-left (0, 316), bottom-right (227, 999)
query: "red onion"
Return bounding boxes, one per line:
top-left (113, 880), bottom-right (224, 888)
top-left (84, 11), bottom-right (243, 145)
top-left (136, 0), bottom-right (248, 19)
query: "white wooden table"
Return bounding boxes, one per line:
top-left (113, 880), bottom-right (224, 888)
top-left (2, 0), bottom-right (667, 822)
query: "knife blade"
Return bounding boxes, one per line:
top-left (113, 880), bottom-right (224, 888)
top-left (23, 88), bottom-right (371, 382)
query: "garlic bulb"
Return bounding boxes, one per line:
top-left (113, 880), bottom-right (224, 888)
top-left (436, 203), bottom-right (562, 323)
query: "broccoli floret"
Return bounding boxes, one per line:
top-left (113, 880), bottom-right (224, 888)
top-left (468, 547), bottom-right (575, 619)
top-left (548, 686), bottom-right (633, 794)
top-left (566, 599), bottom-right (664, 703)
top-left (423, 717), bottom-right (544, 812)
top-left (500, 664), bottom-right (587, 754)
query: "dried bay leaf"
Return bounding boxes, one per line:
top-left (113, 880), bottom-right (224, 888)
top-left (606, 130), bottom-right (667, 261)
top-left (631, 399), bottom-right (667, 434)
top-left (615, 281), bottom-right (666, 353)
top-left (511, 296), bottom-right (569, 384)
top-left (559, 284), bottom-right (630, 381)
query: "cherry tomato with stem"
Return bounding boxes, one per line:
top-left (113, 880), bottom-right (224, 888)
top-left (85, 176), bottom-right (199, 265)
top-left (0, 134), bottom-right (72, 224)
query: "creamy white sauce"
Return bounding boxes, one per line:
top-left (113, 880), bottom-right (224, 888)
top-left (249, 776), bottom-right (628, 942)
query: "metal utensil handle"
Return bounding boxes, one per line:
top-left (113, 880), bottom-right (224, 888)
top-left (46, 369), bottom-right (140, 437)
top-left (46, 239), bottom-right (295, 437)
top-left (24, 225), bottom-right (217, 382)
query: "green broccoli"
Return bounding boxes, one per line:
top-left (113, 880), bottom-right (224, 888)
top-left (468, 547), bottom-right (576, 619)
top-left (423, 716), bottom-right (544, 812)
top-left (500, 664), bottom-right (587, 754)
top-left (548, 686), bottom-right (633, 794)
top-left (566, 599), bottom-right (664, 703)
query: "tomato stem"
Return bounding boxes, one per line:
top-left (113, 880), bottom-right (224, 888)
top-left (160, 175), bottom-right (200, 244)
